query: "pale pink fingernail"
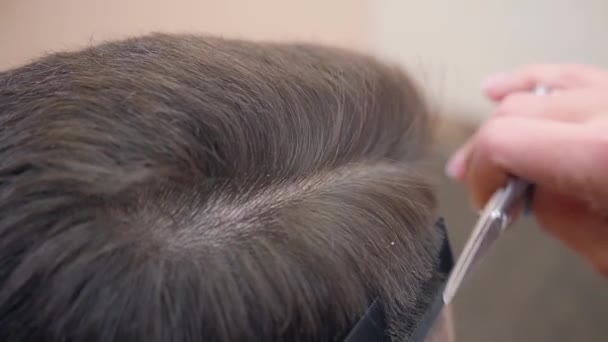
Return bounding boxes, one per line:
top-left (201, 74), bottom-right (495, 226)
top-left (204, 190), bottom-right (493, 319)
top-left (445, 148), bottom-right (467, 181)
top-left (481, 73), bottom-right (508, 92)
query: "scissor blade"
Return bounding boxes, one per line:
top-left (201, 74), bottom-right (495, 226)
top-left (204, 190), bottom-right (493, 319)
top-left (442, 202), bottom-right (505, 305)
top-left (442, 178), bottom-right (531, 305)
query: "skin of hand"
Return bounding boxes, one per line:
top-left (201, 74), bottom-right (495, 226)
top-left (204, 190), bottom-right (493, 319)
top-left (446, 64), bottom-right (608, 277)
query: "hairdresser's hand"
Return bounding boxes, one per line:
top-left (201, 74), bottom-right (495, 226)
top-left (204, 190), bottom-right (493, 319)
top-left (446, 64), bottom-right (608, 277)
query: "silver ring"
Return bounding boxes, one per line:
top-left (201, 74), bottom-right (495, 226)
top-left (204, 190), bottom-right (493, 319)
top-left (534, 85), bottom-right (551, 95)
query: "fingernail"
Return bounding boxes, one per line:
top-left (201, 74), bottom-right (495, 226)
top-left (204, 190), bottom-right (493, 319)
top-left (481, 73), bottom-right (507, 92)
top-left (445, 148), bottom-right (467, 181)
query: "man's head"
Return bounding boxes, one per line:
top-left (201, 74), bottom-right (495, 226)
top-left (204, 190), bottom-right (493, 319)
top-left (0, 34), bottom-right (450, 341)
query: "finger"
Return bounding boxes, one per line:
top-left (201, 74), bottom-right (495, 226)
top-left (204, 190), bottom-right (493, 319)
top-left (464, 116), bottom-right (608, 209)
top-left (446, 90), bottom-right (597, 182)
top-left (445, 140), bottom-right (474, 182)
top-left (483, 64), bottom-right (608, 101)
top-left (533, 187), bottom-right (608, 277)
top-left (493, 89), bottom-right (608, 123)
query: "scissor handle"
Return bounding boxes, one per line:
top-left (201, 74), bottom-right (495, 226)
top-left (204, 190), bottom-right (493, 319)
top-left (500, 177), bottom-right (533, 226)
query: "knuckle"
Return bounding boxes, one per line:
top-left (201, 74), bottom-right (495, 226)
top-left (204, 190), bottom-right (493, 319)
top-left (557, 68), bottom-right (583, 85)
top-left (555, 64), bottom-right (594, 85)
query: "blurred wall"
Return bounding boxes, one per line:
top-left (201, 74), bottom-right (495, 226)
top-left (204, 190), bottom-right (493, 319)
top-left (0, 0), bottom-right (370, 70)
top-left (371, 0), bottom-right (608, 123)
top-left (3, 0), bottom-right (608, 123)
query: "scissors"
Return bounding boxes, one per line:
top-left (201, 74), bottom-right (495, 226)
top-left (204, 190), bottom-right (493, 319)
top-left (442, 177), bottom-right (533, 304)
top-left (442, 85), bottom-right (549, 305)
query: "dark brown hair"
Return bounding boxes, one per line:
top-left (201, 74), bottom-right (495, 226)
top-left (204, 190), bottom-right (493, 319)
top-left (0, 33), bottom-right (444, 341)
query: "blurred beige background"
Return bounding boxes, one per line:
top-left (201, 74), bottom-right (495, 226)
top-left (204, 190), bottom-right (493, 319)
top-left (1, 1), bottom-right (607, 341)
top-left (3, 0), bottom-right (608, 123)
top-left (372, 0), bottom-right (608, 123)
top-left (0, 0), bottom-right (371, 69)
